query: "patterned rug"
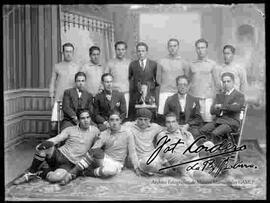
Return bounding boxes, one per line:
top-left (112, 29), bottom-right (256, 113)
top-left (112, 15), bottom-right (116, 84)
top-left (5, 140), bottom-right (266, 200)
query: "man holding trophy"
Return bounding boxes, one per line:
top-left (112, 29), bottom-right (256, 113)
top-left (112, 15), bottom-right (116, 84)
top-left (128, 42), bottom-right (159, 120)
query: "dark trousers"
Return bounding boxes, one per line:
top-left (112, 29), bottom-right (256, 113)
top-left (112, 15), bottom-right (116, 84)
top-left (200, 122), bottom-right (232, 143)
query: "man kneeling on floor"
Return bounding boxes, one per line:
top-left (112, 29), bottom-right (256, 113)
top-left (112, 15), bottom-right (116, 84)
top-left (13, 109), bottom-right (100, 185)
top-left (60, 110), bottom-right (141, 185)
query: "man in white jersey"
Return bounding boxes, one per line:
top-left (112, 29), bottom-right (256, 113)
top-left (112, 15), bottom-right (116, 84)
top-left (157, 38), bottom-right (190, 115)
top-left (13, 109), bottom-right (100, 185)
top-left (189, 38), bottom-right (221, 122)
top-left (105, 41), bottom-right (131, 117)
top-left (49, 43), bottom-right (80, 134)
top-left (80, 46), bottom-right (104, 95)
top-left (220, 44), bottom-right (247, 95)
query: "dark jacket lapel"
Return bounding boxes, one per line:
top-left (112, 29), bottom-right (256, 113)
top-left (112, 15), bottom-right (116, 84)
top-left (172, 93), bottom-right (182, 115)
top-left (70, 88), bottom-right (79, 107)
top-left (185, 94), bottom-right (192, 122)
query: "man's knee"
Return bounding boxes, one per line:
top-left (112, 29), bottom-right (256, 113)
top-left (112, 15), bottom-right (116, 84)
top-left (212, 124), bottom-right (231, 137)
top-left (101, 166), bottom-right (118, 177)
top-left (46, 168), bottom-right (68, 182)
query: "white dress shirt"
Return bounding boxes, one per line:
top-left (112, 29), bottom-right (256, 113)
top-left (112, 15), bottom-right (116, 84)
top-left (178, 93), bottom-right (187, 112)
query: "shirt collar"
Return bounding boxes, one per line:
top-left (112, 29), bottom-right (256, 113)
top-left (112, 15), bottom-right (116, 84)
top-left (76, 88), bottom-right (82, 93)
top-left (196, 57), bottom-right (209, 62)
top-left (134, 122), bottom-right (151, 130)
top-left (225, 88), bottom-right (234, 95)
top-left (108, 126), bottom-right (125, 135)
top-left (139, 58), bottom-right (147, 63)
top-left (166, 127), bottom-right (181, 134)
top-left (89, 60), bottom-right (102, 66)
top-left (167, 54), bottom-right (182, 60)
top-left (178, 93), bottom-right (187, 100)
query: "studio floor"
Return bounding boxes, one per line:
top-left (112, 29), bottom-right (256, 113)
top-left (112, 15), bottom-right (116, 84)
top-left (5, 107), bottom-right (266, 200)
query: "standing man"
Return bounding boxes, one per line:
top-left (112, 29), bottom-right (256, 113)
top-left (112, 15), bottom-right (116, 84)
top-left (61, 72), bottom-right (94, 131)
top-left (13, 109), bottom-right (100, 185)
top-left (220, 45), bottom-right (248, 95)
top-left (157, 38), bottom-right (190, 115)
top-left (105, 41), bottom-right (131, 116)
top-left (189, 38), bottom-right (221, 123)
top-left (128, 42), bottom-right (159, 120)
top-left (164, 75), bottom-right (203, 139)
top-left (81, 46), bottom-right (104, 95)
top-left (49, 43), bottom-right (80, 134)
top-left (94, 73), bottom-right (126, 131)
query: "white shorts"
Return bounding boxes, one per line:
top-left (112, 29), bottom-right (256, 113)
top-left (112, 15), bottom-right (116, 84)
top-left (102, 154), bottom-right (123, 174)
top-left (51, 101), bottom-right (63, 122)
top-left (199, 98), bottom-right (214, 122)
top-left (158, 92), bottom-right (174, 114)
top-left (124, 92), bottom-right (129, 118)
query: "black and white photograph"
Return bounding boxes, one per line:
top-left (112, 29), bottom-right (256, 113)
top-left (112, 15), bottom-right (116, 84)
top-left (4, 3), bottom-right (266, 200)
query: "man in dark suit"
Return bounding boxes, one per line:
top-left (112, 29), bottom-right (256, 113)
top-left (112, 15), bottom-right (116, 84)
top-left (199, 72), bottom-right (245, 143)
top-left (164, 75), bottom-right (203, 138)
top-left (128, 42), bottom-right (159, 120)
top-left (94, 73), bottom-right (126, 131)
top-left (62, 72), bottom-right (94, 131)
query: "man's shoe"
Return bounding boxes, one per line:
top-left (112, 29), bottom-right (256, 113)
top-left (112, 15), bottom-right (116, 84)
top-left (13, 172), bottom-right (41, 185)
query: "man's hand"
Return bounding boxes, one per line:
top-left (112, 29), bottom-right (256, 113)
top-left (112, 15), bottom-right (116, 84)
top-left (181, 124), bottom-right (190, 132)
top-left (72, 116), bottom-right (79, 125)
top-left (37, 141), bottom-right (54, 150)
top-left (103, 121), bottom-right (110, 128)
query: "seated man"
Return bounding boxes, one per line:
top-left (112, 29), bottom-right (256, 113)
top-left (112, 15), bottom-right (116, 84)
top-left (94, 73), bottom-right (126, 131)
top-left (123, 108), bottom-right (164, 175)
top-left (154, 112), bottom-right (214, 183)
top-left (199, 72), bottom-right (245, 143)
top-left (60, 110), bottom-right (140, 185)
top-left (61, 71), bottom-right (94, 131)
top-left (164, 75), bottom-right (203, 139)
top-left (13, 109), bottom-right (100, 185)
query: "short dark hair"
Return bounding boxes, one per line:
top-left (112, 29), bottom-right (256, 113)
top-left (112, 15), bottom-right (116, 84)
top-left (115, 41), bottom-right (128, 49)
top-left (165, 112), bottom-right (177, 119)
top-left (223, 44), bottom-right (236, 54)
top-left (77, 109), bottom-right (91, 120)
top-left (89, 46), bottom-right (100, 55)
top-left (75, 71), bottom-right (86, 81)
top-left (62, 43), bottom-right (74, 52)
top-left (221, 72), bottom-right (235, 82)
top-left (136, 42), bottom-right (148, 51)
top-left (195, 38), bottom-right (208, 48)
top-left (168, 38), bottom-right (180, 46)
top-left (101, 73), bottom-right (113, 82)
top-left (176, 75), bottom-right (190, 85)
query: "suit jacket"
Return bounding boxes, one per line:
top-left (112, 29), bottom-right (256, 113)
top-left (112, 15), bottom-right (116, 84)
top-left (62, 87), bottom-right (94, 121)
top-left (211, 89), bottom-right (245, 130)
top-left (94, 89), bottom-right (126, 124)
top-left (164, 93), bottom-right (203, 126)
top-left (128, 59), bottom-right (158, 94)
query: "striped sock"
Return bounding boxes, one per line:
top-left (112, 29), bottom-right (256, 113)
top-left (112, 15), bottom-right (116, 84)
top-left (29, 152), bottom-right (46, 173)
top-left (77, 152), bottom-right (95, 170)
